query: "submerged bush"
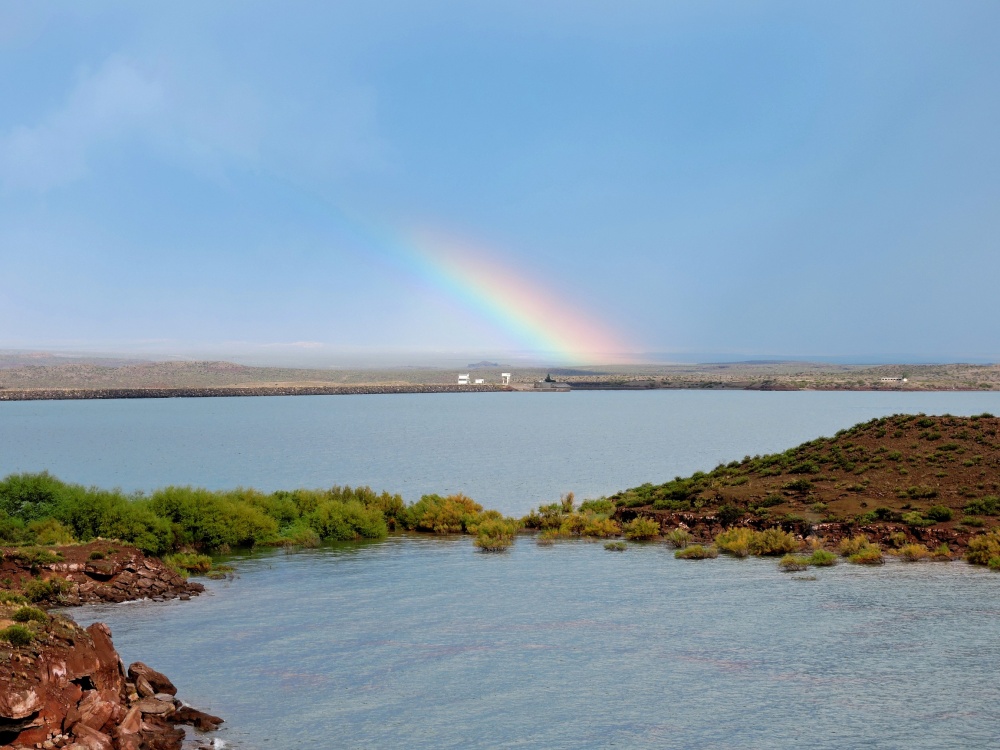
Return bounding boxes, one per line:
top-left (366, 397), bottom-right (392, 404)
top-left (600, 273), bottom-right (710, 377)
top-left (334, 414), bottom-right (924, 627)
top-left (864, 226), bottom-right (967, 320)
top-left (674, 545), bottom-right (718, 560)
top-left (848, 547), bottom-right (884, 565)
top-left (665, 528), bottom-right (691, 548)
top-left (779, 554), bottom-right (810, 572)
top-left (473, 518), bottom-right (518, 552)
top-left (604, 541), bottom-right (627, 552)
top-left (622, 517), bottom-right (660, 541)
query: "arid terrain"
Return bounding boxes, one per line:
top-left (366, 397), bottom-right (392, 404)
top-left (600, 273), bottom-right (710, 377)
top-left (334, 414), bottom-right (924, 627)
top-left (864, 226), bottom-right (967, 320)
top-left (612, 413), bottom-right (1000, 551)
top-left (0, 353), bottom-right (998, 398)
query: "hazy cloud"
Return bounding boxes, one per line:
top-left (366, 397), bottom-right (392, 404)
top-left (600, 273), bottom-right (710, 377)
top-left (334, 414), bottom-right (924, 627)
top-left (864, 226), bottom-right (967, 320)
top-left (0, 58), bottom-right (165, 191)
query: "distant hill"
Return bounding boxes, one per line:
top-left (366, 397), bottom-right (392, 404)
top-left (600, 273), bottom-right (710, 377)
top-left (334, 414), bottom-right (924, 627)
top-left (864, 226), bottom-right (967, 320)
top-left (612, 414), bottom-right (1000, 549)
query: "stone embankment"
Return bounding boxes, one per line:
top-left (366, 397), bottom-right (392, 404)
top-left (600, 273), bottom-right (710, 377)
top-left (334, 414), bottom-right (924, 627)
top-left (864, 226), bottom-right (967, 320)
top-left (0, 384), bottom-right (507, 401)
top-left (0, 615), bottom-right (221, 750)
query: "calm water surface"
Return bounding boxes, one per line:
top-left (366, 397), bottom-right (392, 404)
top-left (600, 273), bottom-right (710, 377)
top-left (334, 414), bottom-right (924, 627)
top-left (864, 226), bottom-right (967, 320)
top-left (3, 390), bottom-right (1000, 515)
top-left (8, 390), bottom-right (1000, 748)
top-left (73, 538), bottom-right (1000, 750)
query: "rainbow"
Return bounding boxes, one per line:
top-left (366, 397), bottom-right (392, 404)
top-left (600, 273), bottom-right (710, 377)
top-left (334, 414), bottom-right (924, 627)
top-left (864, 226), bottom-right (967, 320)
top-left (325, 205), bottom-right (637, 363)
top-left (395, 227), bottom-right (635, 364)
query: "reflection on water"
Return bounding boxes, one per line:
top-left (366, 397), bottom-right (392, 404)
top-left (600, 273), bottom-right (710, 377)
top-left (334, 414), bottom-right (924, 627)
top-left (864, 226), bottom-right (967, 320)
top-left (72, 537), bottom-right (1000, 749)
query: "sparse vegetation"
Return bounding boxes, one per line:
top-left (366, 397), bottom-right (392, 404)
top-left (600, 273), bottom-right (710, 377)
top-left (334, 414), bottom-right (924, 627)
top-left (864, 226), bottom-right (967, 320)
top-left (622, 517), bottom-right (660, 541)
top-left (604, 541), bottom-right (627, 551)
top-left (674, 545), bottom-right (718, 560)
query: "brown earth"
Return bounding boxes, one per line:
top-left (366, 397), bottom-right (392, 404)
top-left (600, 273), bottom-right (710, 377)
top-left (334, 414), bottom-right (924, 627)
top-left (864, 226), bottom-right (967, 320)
top-left (612, 413), bottom-right (1000, 551)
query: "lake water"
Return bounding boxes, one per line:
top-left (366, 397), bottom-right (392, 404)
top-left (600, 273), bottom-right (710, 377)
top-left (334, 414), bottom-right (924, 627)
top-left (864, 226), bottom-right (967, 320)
top-left (3, 390), bottom-right (1000, 515)
top-left (6, 390), bottom-right (1000, 748)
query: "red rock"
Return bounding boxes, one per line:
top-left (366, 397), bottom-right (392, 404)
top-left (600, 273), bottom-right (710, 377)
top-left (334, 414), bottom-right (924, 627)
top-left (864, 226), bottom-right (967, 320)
top-left (72, 723), bottom-right (114, 750)
top-left (85, 624), bottom-right (124, 697)
top-left (127, 663), bottom-right (176, 696)
top-left (65, 690), bottom-right (115, 732)
top-left (0, 686), bottom-right (42, 719)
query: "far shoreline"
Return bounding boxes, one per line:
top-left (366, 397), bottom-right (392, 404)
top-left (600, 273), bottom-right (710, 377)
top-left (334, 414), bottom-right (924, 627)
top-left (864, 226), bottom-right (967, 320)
top-left (1, 382), bottom-right (996, 402)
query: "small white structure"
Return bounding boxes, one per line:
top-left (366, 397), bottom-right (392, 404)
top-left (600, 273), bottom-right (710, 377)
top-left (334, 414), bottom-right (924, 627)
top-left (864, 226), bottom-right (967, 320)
top-left (474, 378), bottom-right (485, 385)
top-left (501, 372), bottom-right (511, 386)
top-left (880, 377), bottom-right (908, 383)
top-left (458, 373), bottom-right (470, 385)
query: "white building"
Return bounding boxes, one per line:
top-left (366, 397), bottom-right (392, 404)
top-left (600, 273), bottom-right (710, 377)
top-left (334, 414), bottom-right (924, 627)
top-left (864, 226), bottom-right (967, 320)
top-left (458, 373), bottom-right (470, 385)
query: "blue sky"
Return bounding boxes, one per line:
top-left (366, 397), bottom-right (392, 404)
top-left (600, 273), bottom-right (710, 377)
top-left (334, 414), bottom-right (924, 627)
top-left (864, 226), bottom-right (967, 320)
top-left (1, 1), bottom-right (998, 364)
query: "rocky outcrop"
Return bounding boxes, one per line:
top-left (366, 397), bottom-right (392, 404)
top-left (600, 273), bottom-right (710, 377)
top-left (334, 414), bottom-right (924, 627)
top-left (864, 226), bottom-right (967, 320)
top-left (2, 544), bottom-right (204, 606)
top-left (0, 615), bottom-right (221, 750)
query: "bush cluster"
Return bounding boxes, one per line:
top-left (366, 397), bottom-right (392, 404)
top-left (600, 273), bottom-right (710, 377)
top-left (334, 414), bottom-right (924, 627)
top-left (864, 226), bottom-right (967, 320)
top-left (0, 472), bottom-right (517, 555)
top-left (715, 527), bottom-right (800, 557)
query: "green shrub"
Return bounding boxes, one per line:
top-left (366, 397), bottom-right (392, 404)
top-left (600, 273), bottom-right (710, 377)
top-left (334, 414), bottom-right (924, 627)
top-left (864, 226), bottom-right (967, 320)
top-left (902, 511), bottom-right (934, 528)
top-left (782, 479), bottom-right (813, 494)
top-left (964, 496), bottom-right (1000, 516)
top-left (715, 528), bottom-right (754, 557)
top-left (807, 550), bottom-right (837, 566)
top-left (579, 498), bottom-right (615, 515)
top-left (622, 517), bottom-right (660, 541)
top-left (404, 493), bottom-right (483, 534)
top-left (12, 606), bottom-right (47, 623)
top-left (308, 499), bottom-right (388, 541)
top-left (275, 520), bottom-right (321, 548)
top-left (756, 494), bottom-right (785, 508)
top-left (0, 590), bottom-right (27, 605)
top-left (838, 535), bottom-right (873, 557)
top-left (88, 550), bottom-right (106, 560)
top-left (715, 504), bottom-right (743, 526)
top-left (932, 543), bottom-right (952, 560)
top-left (23, 577), bottom-right (69, 603)
top-left (0, 624), bottom-right (34, 647)
top-left (748, 528), bottom-right (800, 556)
top-left (674, 545), bottom-right (718, 560)
top-left (898, 543), bottom-right (930, 561)
top-left (665, 528), bottom-right (691, 548)
top-left (26, 518), bottom-right (75, 545)
top-left (900, 485), bottom-right (938, 500)
top-left (967, 531), bottom-right (1000, 565)
top-left (604, 541), bottom-right (627, 551)
top-left (164, 552), bottom-right (213, 575)
top-left (581, 517), bottom-right (621, 538)
top-left (925, 506), bottom-right (953, 522)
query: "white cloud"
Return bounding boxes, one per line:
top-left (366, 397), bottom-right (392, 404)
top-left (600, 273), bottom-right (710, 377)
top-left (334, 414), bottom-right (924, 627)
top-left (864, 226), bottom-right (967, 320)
top-left (0, 58), bottom-right (165, 191)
